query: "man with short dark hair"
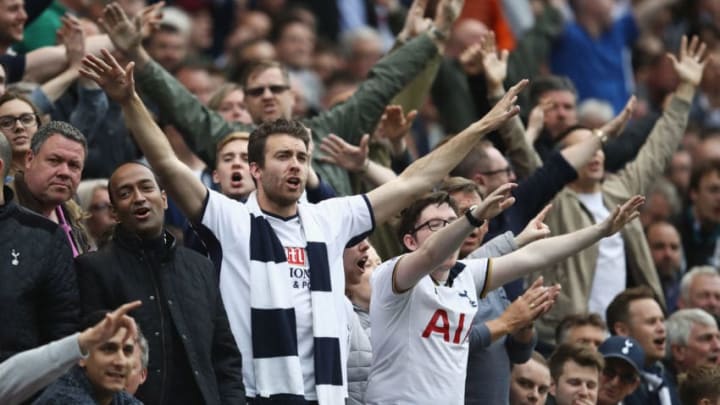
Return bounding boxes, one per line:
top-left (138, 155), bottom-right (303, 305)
top-left (33, 311), bottom-right (143, 405)
top-left (12, 120), bottom-right (91, 255)
top-left (675, 159), bottom-right (720, 267)
top-left (547, 343), bottom-right (605, 405)
top-left (646, 221), bottom-right (684, 313)
top-left (76, 162), bottom-right (245, 405)
top-left (606, 286), bottom-right (680, 405)
top-left (509, 352), bottom-right (552, 405)
top-left (597, 336), bottom-right (644, 405)
top-left (556, 313), bottom-right (608, 351)
top-left (0, 127), bottom-right (79, 363)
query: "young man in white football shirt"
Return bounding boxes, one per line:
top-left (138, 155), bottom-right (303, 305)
top-left (366, 191), bottom-right (644, 404)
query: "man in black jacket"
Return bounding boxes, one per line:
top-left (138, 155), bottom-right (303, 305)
top-left (0, 132), bottom-right (79, 362)
top-left (75, 162), bottom-right (245, 405)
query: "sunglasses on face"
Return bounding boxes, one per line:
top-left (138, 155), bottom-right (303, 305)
top-left (603, 367), bottom-right (638, 385)
top-left (245, 84), bottom-right (290, 98)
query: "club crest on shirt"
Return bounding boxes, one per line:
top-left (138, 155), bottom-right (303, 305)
top-left (458, 290), bottom-right (477, 307)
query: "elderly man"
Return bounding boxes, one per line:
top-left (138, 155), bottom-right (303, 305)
top-left (666, 309), bottom-right (720, 387)
top-left (12, 121), bottom-right (91, 255)
top-left (678, 266), bottom-right (720, 324)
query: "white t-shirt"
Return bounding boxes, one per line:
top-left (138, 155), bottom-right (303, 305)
top-left (201, 190), bottom-right (374, 398)
top-left (576, 192), bottom-right (626, 317)
top-left (365, 256), bottom-right (491, 405)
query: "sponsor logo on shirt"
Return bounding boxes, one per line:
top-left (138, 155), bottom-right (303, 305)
top-left (287, 247), bottom-right (310, 289)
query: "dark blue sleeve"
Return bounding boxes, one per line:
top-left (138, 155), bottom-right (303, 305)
top-left (509, 151), bottom-right (577, 233)
top-left (306, 174), bottom-right (337, 203)
top-left (505, 332), bottom-right (537, 364)
top-left (0, 54), bottom-right (26, 83)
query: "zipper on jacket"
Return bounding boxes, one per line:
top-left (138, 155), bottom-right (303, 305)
top-left (145, 250), bottom-right (168, 405)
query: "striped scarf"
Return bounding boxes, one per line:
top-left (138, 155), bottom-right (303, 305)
top-left (246, 196), bottom-right (344, 404)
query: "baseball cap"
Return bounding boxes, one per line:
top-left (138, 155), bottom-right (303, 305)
top-left (599, 336), bottom-right (645, 375)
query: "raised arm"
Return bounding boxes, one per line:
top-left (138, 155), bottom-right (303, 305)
top-left (489, 195), bottom-right (645, 291)
top-left (80, 50), bottom-right (207, 223)
top-left (612, 35), bottom-right (705, 196)
top-left (307, 0), bottom-right (463, 146)
top-left (393, 183), bottom-right (516, 291)
top-left (461, 31), bottom-right (542, 179)
top-left (368, 79), bottom-right (527, 224)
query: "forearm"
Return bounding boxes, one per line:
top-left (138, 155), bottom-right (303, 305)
top-left (362, 160), bottom-right (398, 189)
top-left (23, 35), bottom-right (114, 83)
top-left (491, 222), bottom-right (605, 289)
top-left (394, 216), bottom-right (475, 290)
top-left (39, 68), bottom-right (79, 103)
top-left (559, 134), bottom-right (603, 169)
top-left (506, 329), bottom-right (537, 364)
top-left (120, 94), bottom-right (207, 221)
top-left (0, 334), bottom-right (84, 404)
top-left (490, 93), bottom-right (542, 178)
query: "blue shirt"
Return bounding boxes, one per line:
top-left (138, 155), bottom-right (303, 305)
top-left (550, 13), bottom-right (639, 113)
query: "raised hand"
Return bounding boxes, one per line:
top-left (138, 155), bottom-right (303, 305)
top-left (479, 31), bottom-right (509, 92)
top-left (472, 79), bottom-right (527, 134)
top-left (600, 195), bottom-right (645, 236)
top-left (99, 3), bottom-right (143, 56)
top-left (77, 300), bottom-right (142, 354)
top-left (500, 276), bottom-right (561, 332)
top-left (80, 49), bottom-right (136, 103)
top-left (318, 133), bottom-right (370, 173)
top-left (434, 0), bottom-right (464, 38)
top-left (139, 1), bottom-right (164, 39)
top-left (600, 95), bottom-right (636, 138)
top-left (375, 105), bottom-right (417, 152)
top-left (57, 15), bottom-right (85, 69)
top-left (668, 35), bottom-right (707, 87)
top-left (397, 0), bottom-right (432, 42)
top-left (526, 98), bottom-right (553, 144)
top-left (471, 182), bottom-right (517, 221)
top-left (515, 204), bottom-right (552, 248)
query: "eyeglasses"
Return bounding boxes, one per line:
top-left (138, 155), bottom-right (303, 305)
top-left (411, 218), bottom-right (452, 234)
top-left (0, 113), bottom-right (38, 130)
top-left (602, 367), bottom-right (638, 385)
top-left (480, 166), bottom-right (513, 176)
top-left (245, 84), bottom-right (290, 98)
top-left (89, 203), bottom-right (111, 213)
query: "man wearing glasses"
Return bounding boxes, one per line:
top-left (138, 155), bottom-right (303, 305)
top-left (597, 336), bottom-right (643, 405)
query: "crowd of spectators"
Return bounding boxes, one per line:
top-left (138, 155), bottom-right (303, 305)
top-left (2, 0), bottom-right (720, 404)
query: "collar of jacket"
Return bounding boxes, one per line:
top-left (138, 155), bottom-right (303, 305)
top-left (0, 186), bottom-right (18, 220)
top-left (113, 224), bottom-right (176, 260)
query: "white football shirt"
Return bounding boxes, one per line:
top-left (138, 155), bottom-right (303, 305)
top-left (365, 256), bottom-right (491, 404)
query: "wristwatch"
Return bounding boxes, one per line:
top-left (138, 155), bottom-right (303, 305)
top-left (465, 205), bottom-right (485, 228)
top-left (593, 129), bottom-right (608, 145)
